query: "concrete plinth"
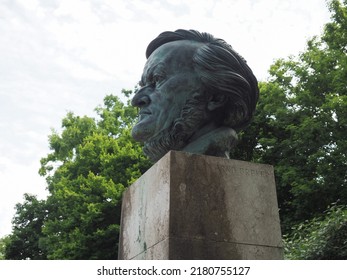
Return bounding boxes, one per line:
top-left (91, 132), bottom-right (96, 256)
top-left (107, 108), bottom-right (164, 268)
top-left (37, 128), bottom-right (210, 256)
top-left (118, 151), bottom-right (283, 260)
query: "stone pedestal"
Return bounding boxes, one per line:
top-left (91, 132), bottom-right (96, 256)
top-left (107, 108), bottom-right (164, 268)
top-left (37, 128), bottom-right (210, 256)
top-left (118, 151), bottom-right (283, 260)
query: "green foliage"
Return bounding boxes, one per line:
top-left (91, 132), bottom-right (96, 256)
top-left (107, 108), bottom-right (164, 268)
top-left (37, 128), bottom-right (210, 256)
top-left (6, 93), bottom-right (151, 260)
top-left (38, 93), bottom-right (151, 259)
top-left (0, 235), bottom-right (10, 260)
top-left (232, 0), bottom-right (347, 234)
top-left (5, 194), bottom-right (47, 260)
top-left (284, 204), bottom-right (347, 259)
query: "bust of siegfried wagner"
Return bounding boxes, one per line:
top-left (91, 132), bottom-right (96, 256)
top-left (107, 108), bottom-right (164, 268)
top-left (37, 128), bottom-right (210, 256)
top-left (131, 29), bottom-right (259, 162)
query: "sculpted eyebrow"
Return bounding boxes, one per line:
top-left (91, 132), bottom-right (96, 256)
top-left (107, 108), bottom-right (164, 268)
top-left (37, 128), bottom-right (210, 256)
top-left (141, 63), bottom-right (166, 85)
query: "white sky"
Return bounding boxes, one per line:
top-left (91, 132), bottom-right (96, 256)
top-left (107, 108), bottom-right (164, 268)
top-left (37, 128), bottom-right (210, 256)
top-left (0, 0), bottom-right (330, 237)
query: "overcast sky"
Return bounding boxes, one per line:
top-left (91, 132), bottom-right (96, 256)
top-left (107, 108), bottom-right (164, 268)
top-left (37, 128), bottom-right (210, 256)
top-left (0, 0), bottom-right (331, 237)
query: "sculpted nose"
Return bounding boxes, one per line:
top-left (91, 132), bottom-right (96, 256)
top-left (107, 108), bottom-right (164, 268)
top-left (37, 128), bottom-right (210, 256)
top-left (131, 87), bottom-right (151, 107)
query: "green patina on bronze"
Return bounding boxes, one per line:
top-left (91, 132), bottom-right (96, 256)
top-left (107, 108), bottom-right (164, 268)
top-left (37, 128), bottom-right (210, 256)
top-left (131, 29), bottom-right (259, 162)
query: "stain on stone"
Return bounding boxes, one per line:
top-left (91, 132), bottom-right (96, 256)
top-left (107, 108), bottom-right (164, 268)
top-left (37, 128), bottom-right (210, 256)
top-left (169, 152), bottom-right (242, 259)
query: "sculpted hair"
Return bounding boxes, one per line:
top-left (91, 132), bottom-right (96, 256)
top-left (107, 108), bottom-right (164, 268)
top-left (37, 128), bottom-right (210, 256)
top-left (146, 29), bottom-right (259, 130)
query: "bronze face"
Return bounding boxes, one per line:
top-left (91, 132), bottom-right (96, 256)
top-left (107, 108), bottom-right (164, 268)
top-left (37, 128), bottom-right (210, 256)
top-left (131, 40), bottom-right (203, 143)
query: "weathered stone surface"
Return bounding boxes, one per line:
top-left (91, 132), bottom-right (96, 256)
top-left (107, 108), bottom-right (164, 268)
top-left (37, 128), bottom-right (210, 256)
top-left (118, 154), bottom-right (171, 259)
top-left (118, 151), bottom-right (283, 260)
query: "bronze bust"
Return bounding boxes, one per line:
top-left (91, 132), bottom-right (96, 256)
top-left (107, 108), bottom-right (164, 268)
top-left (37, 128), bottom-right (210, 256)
top-left (131, 29), bottom-right (259, 162)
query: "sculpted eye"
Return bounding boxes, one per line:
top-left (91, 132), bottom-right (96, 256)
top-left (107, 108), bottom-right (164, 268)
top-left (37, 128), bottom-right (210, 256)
top-left (151, 74), bottom-right (164, 86)
top-left (153, 75), bottom-right (161, 82)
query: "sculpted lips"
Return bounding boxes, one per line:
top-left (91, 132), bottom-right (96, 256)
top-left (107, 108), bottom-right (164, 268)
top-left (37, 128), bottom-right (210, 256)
top-left (138, 109), bottom-right (152, 121)
top-left (139, 109), bottom-right (151, 115)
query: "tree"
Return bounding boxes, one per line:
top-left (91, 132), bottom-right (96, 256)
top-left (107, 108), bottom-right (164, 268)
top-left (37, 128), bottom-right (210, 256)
top-left (0, 236), bottom-right (10, 260)
top-left (6, 93), bottom-right (151, 260)
top-left (38, 93), bottom-right (151, 259)
top-left (284, 204), bottom-right (347, 259)
top-left (232, 0), bottom-right (347, 233)
top-left (5, 194), bottom-right (47, 260)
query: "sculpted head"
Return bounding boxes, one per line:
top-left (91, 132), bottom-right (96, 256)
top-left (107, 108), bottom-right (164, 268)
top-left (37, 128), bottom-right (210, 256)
top-left (131, 29), bottom-right (259, 162)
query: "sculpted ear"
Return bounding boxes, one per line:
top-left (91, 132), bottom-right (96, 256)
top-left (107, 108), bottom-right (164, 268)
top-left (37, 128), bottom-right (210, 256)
top-left (207, 94), bottom-right (227, 111)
